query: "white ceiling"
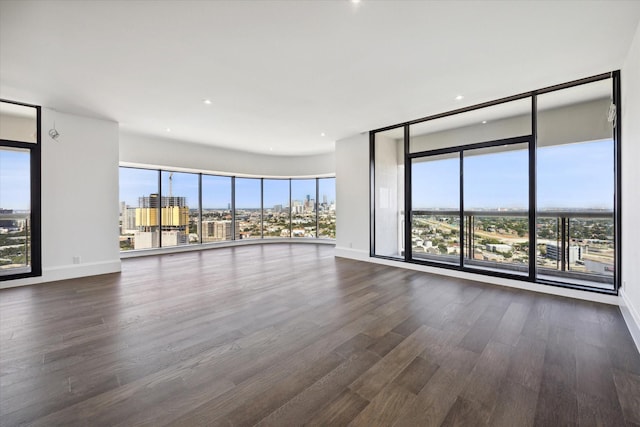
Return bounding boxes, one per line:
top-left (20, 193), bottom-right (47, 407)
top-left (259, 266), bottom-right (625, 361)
top-left (1, 0), bottom-right (639, 156)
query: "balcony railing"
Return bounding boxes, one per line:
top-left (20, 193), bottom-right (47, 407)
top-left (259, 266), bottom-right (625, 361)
top-left (0, 212), bottom-right (31, 276)
top-left (410, 209), bottom-right (614, 290)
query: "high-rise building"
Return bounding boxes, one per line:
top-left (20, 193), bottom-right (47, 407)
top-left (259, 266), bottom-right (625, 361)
top-left (546, 243), bottom-right (582, 264)
top-left (134, 193), bottom-right (190, 249)
top-left (122, 206), bottom-right (136, 233)
top-left (202, 220), bottom-right (238, 241)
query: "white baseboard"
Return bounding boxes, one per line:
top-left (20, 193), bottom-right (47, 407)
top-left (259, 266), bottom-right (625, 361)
top-left (334, 249), bottom-right (619, 306)
top-left (620, 287), bottom-right (640, 353)
top-left (121, 239), bottom-right (335, 259)
top-left (334, 246), bottom-right (369, 261)
top-left (0, 260), bottom-right (122, 289)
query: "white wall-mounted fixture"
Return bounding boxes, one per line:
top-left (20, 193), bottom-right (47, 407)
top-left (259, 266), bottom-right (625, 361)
top-left (48, 122), bottom-right (60, 140)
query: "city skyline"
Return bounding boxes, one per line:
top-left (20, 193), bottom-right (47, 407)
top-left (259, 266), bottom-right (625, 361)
top-left (118, 168), bottom-right (336, 210)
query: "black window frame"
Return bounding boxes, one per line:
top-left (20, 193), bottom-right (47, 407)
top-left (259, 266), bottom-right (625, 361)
top-left (370, 71), bottom-right (622, 295)
top-left (0, 99), bottom-right (42, 282)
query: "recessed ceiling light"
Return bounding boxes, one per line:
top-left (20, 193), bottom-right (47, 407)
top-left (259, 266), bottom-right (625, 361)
top-left (455, 95), bottom-right (464, 101)
top-left (482, 120), bottom-right (487, 124)
top-left (203, 99), bottom-right (212, 105)
top-left (352, 0), bottom-right (361, 3)
top-left (269, 147), bottom-right (273, 151)
top-left (320, 132), bottom-right (326, 137)
top-left (166, 128), bottom-right (171, 132)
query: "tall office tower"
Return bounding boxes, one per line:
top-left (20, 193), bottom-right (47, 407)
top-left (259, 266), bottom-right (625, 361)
top-left (134, 193), bottom-right (190, 249)
top-left (202, 220), bottom-right (238, 242)
top-left (122, 206), bottom-right (136, 233)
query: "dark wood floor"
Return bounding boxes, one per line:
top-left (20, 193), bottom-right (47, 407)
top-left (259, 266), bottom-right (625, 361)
top-left (1, 244), bottom-right (639, 426)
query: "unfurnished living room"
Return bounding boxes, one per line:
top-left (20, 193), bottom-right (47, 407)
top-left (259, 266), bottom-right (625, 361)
top-left (1, 1), bottom-right (640, 426)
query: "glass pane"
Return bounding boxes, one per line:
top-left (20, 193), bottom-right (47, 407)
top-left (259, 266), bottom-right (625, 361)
top-left (410, 98), bottom-right (531, 153)
top-left (263, 179), bottom-right (290, 238)
top-left (202, 175), bottom-right (234, 242)
top-left (160, 171), bottom-right (199, 247)
top-left (536, 78), bottom-right (614, 290)
top-left (373, 127), bottom-right (404, 257)
top-left (411, 153), bottom-right (460, 265)
top-left (0, 148), bottom-right (31, 275)
top-left (0, 101), bottom-right (37, 143)
top-left (291, 179), bottom-right (316, 238)
top-left (463, 143), bottom-right (529, 275)
top-left (235, 178), bottom-right (261, 239)
top-left (119, 168), bottom-right (160, 250)
top-left (318, 178), bottom-right (336, 239)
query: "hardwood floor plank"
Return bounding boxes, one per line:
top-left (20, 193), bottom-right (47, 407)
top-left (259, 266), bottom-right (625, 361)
top-left (487, 379), bottom-right (538, 427)
top-left (366, 330), bottom-right (405, 358)
top-left (348, 325), bottom-right (432, 401)
top-left (255, 350), bottom-right (379, 426)
top-left (458, 304), bottom-right (507, 353)
top-left (391, 355), bottom-right (439, 395)
top-left (506, 335), bottom-right (547, 392)
top-left (491, 301), bottom-right (531, 346)
top-left (533, 363), bottom-right (578, 427)
top-left (348, 384), bottom-right (416, 427)
top-left (575, 340), bottom-right (624, 416)
top-left (304, 389), bottom-right (369, 427)
top-left (459, 340), bottom-right (512, 410)
top-left (613, 369), bottom-right (640, 425)
top-left (440, 395), bottom-right (491, 427)
top-left (393, 365), bottom-right (473, 427)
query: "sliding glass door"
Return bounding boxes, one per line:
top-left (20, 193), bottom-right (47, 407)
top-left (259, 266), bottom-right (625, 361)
top-left (409, 139), bottom-right (530, 276)
top-left (410, 153), bottom-right (460, 265)
top-left (462, 142), bottom-right (529, 276)
top-left (373, 72), bottom-right (620, 293)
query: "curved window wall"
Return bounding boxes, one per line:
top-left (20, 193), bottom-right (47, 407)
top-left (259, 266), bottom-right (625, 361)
top-left (371, 72), bottom-right (620, 294)
top-left (119, 167), bottom-right (335, 251)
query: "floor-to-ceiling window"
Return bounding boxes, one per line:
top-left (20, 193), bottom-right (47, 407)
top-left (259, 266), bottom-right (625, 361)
top-left (119, 168), bottom-right (160, 251)
top-left (160, 171), bottom-right (199, 247)
top-left (0, 100), bottom-right (41, 280)
top-left (318, 177), bottom-right (336, 239)
top-left (372, 127), bottom-right (404, 258)
top-left (291, 179), bottom-right (317, 238)
top-left (410, 153), bottom-right (460, 265)
top-left (263, 179), bottom-right (290, 238)
top-left (233, 177), bottom-right (262, 240)
top-left (536, 78), bottom-right (615, 289)
top-left (371, 72), bottom-right (620, 293)
top-left (201, 175), bottom-right (233, 243)
top-left (119, 170), bottom-right (335, 251)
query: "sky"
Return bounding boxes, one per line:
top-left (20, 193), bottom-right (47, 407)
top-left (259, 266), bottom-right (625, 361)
top-left (1, 140), bottom-right (611, 212)
top-left (0, 149), bottom-right (30, 210)
top-left (411, 139), bottom-right (614, 210)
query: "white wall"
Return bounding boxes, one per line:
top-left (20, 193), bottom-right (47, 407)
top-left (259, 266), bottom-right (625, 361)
top-left (620, 21), bottom-right (640, 349)
top-left (3, 109), bottom-right (121, 288)
top-left (410, 98), bottom-right (611, 153)
top-left (373, 133), bottom-right (402, 257)
top-left (335, 133), bottom-right (369, 257)
top-left (120, 132), bottom-right (335, 178)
